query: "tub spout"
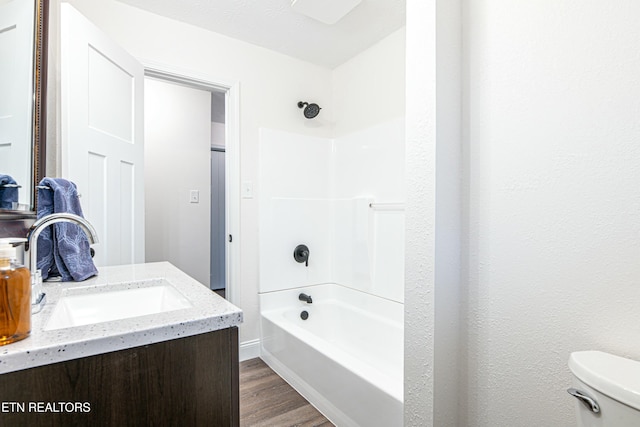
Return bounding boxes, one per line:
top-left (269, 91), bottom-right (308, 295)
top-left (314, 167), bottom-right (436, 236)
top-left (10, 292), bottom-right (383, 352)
top-left (299, 293), bottom-right (312, 304)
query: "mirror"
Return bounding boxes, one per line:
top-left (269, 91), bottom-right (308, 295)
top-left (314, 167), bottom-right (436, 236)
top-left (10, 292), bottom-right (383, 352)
top-left (0, 0), bottom-right (47, 216)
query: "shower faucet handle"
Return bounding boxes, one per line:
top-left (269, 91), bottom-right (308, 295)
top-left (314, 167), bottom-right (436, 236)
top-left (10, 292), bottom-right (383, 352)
top-left (294, 244), bottom-right (310, 267)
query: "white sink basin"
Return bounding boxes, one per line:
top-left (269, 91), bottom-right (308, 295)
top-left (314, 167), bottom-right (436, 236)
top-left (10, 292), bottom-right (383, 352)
top-left (44, 280), bottom-right (193, 331)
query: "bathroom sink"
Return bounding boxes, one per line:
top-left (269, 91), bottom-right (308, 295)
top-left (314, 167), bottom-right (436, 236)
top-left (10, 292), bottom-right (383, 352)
top-left (44, 280), bottom-right (193, 330)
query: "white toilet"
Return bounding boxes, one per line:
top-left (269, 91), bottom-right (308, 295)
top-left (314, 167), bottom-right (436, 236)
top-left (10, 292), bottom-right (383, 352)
top-left (569, 351), bottom-right (640, 426)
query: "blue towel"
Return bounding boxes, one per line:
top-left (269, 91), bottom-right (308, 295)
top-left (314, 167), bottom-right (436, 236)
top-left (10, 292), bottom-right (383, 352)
top-left (37, 178), bottom-right (98, 282)
top-left (0, 175), bottom-right (18, 210)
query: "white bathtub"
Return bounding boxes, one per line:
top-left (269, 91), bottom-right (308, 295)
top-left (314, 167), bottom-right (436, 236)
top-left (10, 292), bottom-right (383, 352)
top-left (260, 283), bottom-right (403, 427)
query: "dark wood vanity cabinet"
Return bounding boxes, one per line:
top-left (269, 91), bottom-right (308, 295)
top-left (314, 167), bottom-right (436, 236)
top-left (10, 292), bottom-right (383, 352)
top-left (0, 327), bottom-right (239, 427)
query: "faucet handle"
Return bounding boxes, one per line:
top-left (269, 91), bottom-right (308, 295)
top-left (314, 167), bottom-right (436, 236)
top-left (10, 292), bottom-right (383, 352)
top-left (31, 270), bottom-right (46, 314)
top-left (294, 244), bottom-right (310, 267)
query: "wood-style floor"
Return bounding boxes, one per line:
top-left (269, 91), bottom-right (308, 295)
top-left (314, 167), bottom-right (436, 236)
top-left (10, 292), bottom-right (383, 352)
top-left (239, 358), bottom-right (334, 427)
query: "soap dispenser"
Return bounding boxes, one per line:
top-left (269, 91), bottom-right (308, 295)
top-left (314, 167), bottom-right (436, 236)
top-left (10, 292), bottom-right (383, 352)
top-left (0, 239), bottom-right (31, 345)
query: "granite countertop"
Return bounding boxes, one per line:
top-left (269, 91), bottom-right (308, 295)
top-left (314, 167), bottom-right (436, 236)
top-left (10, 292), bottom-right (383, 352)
top-left (0, 262), bottom-right (243, 374)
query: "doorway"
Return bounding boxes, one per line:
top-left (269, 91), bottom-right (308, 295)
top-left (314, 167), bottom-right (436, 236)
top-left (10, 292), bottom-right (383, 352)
top-left (142, 66), bottom-right (239, 303)
top-left (210, 90), bottom-right (226, 293)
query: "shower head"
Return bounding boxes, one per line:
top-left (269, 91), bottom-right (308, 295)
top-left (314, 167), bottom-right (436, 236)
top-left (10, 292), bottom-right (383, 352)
top-left (298, 101), bottom-right (321, 119)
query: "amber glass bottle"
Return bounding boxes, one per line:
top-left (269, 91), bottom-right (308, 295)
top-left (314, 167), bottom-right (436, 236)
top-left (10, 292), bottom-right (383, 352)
top-left (0, 243), bottom-right (31, 346)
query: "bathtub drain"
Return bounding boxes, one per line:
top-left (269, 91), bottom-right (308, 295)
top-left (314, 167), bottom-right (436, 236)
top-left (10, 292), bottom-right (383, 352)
top-left (300, 310), bottom-right (309, 320)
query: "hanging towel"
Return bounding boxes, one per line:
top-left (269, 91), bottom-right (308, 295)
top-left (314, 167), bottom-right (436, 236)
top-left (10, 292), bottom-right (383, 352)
top-left (0, 175), bottom-right (19, 210)
top-left (37, 177), bottom-right (98, 282)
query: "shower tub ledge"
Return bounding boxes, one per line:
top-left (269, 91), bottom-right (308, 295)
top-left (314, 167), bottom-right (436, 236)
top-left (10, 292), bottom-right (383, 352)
top-left (260, 283), bottom-right (403, 427)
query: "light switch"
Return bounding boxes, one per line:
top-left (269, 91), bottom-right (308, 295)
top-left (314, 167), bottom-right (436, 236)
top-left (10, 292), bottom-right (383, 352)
top-left (190, 190), bottom-right (199, 203)
top-left (242, 181), bottom-right (253, 199)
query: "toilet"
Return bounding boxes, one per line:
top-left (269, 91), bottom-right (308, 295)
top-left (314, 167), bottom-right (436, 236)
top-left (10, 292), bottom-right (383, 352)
top-left (568, 351), bottom-right (640, 426)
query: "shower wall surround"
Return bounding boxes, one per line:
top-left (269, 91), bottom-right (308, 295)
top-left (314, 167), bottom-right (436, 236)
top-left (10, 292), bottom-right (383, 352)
top-left (259, 117), bottom-right (405, 302)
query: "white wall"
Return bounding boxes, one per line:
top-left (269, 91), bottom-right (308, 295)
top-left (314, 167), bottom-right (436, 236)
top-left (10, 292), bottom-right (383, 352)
top-left (210, 122), bottom-right (225, 148)
top-left (144, 78), bottom-right (211, 288)
top-left (433, 0), bottom-right (462, 425)
top-left (404, 0), bottom-right (463, 425)
top-left (332, 27), bottom-right (405, 137)
top-left (404, 0), bottom-right (437, 424)
top-left (60, 0), bottom-right (334, 345)
top-left (463, 1), bottom-right (640, 426)
top-left (407, 1), bottom-right (640, 425)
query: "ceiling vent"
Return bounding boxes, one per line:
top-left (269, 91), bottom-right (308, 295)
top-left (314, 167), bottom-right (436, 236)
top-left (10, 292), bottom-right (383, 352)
top-left (291, 0), bottom-right (362, 25)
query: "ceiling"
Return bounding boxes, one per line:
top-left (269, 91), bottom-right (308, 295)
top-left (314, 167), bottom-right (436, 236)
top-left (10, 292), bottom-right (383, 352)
top-left (115, 0), bottom-right (406, 69)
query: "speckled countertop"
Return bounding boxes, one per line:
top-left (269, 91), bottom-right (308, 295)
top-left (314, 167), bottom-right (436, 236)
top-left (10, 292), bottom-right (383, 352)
top-left (0, 262), bottom-right (243, 374)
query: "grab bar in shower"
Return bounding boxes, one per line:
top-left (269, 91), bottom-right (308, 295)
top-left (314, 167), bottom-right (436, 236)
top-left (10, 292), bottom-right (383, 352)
top-left (369, 202), bottom-right (405, 211)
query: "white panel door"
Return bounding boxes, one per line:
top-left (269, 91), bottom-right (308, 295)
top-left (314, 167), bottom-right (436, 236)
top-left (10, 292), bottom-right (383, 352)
top-left (0, 0), bottom-right (35, 207)
top-left (60, 4), bottom-right (144, 266)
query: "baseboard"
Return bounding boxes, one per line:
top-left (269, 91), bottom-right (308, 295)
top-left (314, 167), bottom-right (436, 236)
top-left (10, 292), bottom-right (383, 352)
top-left (239, 339), bottom-right (261, 362)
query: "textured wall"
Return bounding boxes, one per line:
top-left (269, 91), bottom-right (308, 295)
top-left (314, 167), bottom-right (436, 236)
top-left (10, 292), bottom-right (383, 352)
top-left (404, 0), bottom-right (436, 425)
top-left (433, 0), bottom-right (462, 424)
top-left (464, 1), bottom-right (640, 425)
top-left (404, 0), bottom-right (464, 425)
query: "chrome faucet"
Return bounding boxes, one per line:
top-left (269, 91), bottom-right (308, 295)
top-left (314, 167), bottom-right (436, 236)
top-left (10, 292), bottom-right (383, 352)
top-left (25, 213), bottom-right (99, 312)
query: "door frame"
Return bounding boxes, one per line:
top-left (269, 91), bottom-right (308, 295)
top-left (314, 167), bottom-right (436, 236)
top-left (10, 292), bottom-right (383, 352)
top-left (142, 60), bottom-right (241, 306)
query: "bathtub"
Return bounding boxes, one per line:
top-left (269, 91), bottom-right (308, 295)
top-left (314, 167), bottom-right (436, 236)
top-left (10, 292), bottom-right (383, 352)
top-left (260, 283), bottom-right (403, 427)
